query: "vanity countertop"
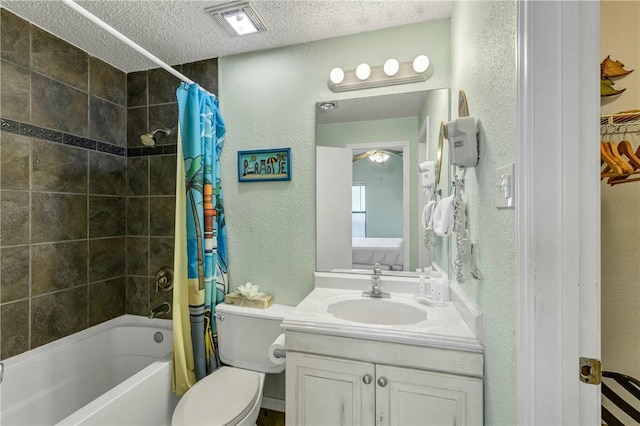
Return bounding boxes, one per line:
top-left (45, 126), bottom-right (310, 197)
top-left (281, 286), bottom-right (483, 353)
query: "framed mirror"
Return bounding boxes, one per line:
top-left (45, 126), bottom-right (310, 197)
top-left (436, 121), bottom-right (445, 186)
top-left (316, 88), bottom-right (450, 275)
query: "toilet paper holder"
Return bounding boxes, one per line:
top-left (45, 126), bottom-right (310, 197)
top-left (269, 333), bottom-right (287, 363)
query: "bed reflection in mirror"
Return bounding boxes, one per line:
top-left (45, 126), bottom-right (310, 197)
top-left (316, 88), bottom-right (450, 274)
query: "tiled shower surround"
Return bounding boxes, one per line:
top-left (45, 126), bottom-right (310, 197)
top-left (0, 8), bottom-right (218, 359)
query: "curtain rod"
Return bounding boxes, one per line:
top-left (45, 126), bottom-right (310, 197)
top-left (60, 0), bottom-right (216, 97)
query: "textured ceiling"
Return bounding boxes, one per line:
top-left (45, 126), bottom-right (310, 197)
top-left (0, 0), bottom-right (452, 72)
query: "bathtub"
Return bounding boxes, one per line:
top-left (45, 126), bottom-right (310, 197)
top-left (1, 315), bottom-right (179, 425)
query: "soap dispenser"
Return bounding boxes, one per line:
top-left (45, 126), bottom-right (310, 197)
top-left (416, 268), bottom-right (425, 296)
top-left (430, 270), bottom-right (440, 299)
top-left (431, 271), bottom-right (449, 304)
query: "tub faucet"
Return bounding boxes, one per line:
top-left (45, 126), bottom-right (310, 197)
top-left (149, 302), bottom-right (171, 319)
top-left (362, 263), bottom-right (390, 298)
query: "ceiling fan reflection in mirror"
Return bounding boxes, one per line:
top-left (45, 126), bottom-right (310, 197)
top-left (352, 149), bottom-right (402, 163)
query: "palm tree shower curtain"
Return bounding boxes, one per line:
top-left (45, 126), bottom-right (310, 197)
top-left (172, 83), bottom-right (228, 396)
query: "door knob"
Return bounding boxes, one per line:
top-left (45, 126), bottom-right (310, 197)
top-left (377, 376), bottom-right (388, 387)
top-left (362, 374), bottom-right (373, 384)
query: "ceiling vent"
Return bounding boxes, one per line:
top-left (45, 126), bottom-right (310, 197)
top-left (205, 1), bottom-right (267, 36)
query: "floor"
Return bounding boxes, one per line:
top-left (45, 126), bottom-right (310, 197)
top-left (256, 408), bottom-right (285, 426)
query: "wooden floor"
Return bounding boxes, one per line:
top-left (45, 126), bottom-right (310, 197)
top-left (256, 408), bottom-right (285, 426)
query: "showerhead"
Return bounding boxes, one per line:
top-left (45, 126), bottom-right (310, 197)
top-left (140, 128), bottom-right (171, 147)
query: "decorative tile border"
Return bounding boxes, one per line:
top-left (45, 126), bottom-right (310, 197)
top-left (19, 123), bottom-right (63, 143)
top-left (1, 118), bottom-right (175, 157)
top-left (63, 133), bottom-right (97, 150)
top-left (127, 144), bottom-right (177, 157)
top-left (1, 118), bottom-right (19, 133)
top-left (97, 141), bottom-right (127, 157)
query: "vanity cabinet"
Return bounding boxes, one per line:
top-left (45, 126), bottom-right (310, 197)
top-left (286, 352), bottom-right (483, 426)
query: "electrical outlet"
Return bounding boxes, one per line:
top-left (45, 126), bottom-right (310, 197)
top-left (495, 162), bottom-right (515, 208)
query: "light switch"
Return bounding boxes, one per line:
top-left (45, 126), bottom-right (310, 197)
top-left (495, 162), bottom-right (515, 208)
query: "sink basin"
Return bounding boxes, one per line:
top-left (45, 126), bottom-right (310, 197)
top-left (326, 298), bottom-right (427, 325)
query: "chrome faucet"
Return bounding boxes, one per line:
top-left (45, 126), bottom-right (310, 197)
top-left (363, 263), bottom-right (390, 298)
top-left (149, 302), bottom-right (171, 319)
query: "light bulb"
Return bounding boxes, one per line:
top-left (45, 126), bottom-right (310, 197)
top-left (412, 55), bottom-right (430, 73)
top-left (329, 67), bottom-right (345, 85)
top-left (355, 63), bottom-right (371, 80)
top-left (369, 150), bottom-right (390, 163)
top-left (383, 58), bottom-right (399, 76)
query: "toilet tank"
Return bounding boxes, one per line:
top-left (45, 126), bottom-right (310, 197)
top-left (215, 303), bottom-right (294, 374)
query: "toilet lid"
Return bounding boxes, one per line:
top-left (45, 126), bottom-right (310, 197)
top-left (172, 367), bottom-right (261, 426)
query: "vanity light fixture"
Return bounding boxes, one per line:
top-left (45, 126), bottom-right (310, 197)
top-left (205, 1), bottom-right (267, 36)
top-left (327, 54), bottom-right (432, 92)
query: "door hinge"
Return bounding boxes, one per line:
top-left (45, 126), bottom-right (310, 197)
top-left (579, 357), bottom-right (601, 385)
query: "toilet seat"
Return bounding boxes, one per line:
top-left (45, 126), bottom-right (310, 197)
top-left (172, 367), bottom-right (261, 426)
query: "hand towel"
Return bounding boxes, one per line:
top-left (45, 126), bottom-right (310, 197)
top-left (432, 195), bottom-right (455, 237)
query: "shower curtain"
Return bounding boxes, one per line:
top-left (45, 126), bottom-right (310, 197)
top-left (172, 82), bottom-right (228, 396)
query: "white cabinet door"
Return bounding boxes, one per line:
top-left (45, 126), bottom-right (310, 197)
top-left (286, 352), bottom-right (376, 426)
top-left (376, 365), bottom-right (483, 426)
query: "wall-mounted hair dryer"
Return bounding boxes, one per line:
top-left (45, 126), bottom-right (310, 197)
top-left (443, 116), bottom-right (478, 167)
top-left (419, 160), bottom-right (435, 188)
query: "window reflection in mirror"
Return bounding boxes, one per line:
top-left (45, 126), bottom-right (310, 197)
top-left (315, 89), bottom-right (450, 277)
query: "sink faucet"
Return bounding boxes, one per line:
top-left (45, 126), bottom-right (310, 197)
top-left (149, 302), bottom-right (171, 319)
top-left (363, 263), bottom-right (390, 298)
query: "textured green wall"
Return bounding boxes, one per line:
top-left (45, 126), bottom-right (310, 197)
top-left (218, 20), bottom-right (451, 306)
top-left (220, 5), bottom-right (517, 420)
top-left (219, 20), bottom-right (450, 400)
top-left (450, 1), bottom-right (517, 424)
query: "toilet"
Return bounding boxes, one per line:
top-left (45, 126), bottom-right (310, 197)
top-left (172, 302), bottom-right (294, 426)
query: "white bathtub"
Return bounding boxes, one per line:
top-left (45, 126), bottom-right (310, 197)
top-left (1, 315), bottom-right (179, 426)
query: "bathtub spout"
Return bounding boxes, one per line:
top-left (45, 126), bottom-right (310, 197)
top-left (149, 302), bottom-right (171, 319)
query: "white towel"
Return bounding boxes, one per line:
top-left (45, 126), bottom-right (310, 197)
top-left (422, 200), bottom-right (436, 230)
top-left (432, 195), bottom-right (455, 236)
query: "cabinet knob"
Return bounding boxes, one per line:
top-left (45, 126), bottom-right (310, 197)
top-left (362, 374), bottom-right (373, 384)
top-left (377, 376), bottom-right (388, 387)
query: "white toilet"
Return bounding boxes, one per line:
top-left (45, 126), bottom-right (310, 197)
top-left (172, 302), bottom-right (294, 426)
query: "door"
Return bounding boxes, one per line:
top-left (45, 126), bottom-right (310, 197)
top-left (286, 352), bottom-right (375, 426)
top-left (376, 365), bottom-right (482, 426)
top-left (316, 146), bottom-right (352, 271)
top-left (517, 1), bottom-right (601, 424)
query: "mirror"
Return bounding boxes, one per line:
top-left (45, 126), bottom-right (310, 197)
top-left (436, 122), bottom-right (445, 186)
top-left (316, 88), bottom-right (450, 275)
